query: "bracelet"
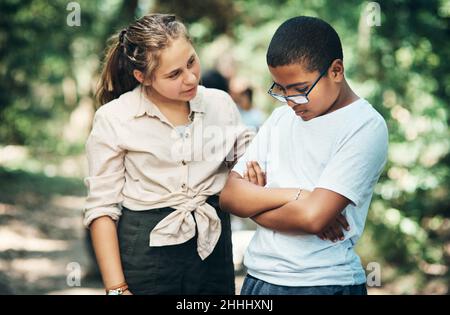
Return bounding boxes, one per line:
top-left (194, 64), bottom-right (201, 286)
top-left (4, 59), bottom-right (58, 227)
top-left (294, 189), bottom-right (302, 201)
top-left (106, 281), bottom-right (128, 293)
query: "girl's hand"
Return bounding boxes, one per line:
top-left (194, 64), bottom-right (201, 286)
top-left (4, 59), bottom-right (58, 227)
top-left (243, 161), bottom-right (266, 186)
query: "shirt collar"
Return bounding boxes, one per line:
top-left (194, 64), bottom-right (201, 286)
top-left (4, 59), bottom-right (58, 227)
top-left (134, 85), bottom-right (206, 119)
top-left (189, 86), bottom-right (206, 114)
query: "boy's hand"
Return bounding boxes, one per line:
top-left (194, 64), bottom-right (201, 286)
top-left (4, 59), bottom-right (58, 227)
top-left (243, 161), bottom-right (266, 186)
top-left (317, 214), bottom-right (350, 242)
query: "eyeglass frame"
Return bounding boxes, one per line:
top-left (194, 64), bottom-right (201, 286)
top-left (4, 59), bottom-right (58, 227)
top-left (267, 63), bottom-right (331, 105)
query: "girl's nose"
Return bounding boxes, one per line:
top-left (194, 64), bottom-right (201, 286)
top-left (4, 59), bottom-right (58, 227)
top-left (184, 71), bottom-right (197, 85)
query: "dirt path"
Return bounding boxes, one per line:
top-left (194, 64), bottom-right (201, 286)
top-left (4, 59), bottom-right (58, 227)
top-left (0, 167), bottom-right (103, 294)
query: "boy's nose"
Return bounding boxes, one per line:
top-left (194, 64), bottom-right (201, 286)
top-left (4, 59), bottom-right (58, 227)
top-left (288, 102), bottom-right (306, 113)
top-left (287, 100), bottom-right (298, 108)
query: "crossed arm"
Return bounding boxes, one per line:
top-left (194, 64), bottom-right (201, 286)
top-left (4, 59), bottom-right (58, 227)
top-left (219, 161), bottom-right (351, 239)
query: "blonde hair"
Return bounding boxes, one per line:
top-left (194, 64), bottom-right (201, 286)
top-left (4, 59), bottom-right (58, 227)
top-left (96, 14), bottom-right (191, 105)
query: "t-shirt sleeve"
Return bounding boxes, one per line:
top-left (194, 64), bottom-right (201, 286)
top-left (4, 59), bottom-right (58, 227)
top-left (315, 117), bottom-right (388, 207)
top-left (224, 92), bottom-right (256, 166)
top-left (232, 108), bottom-right (280, 177)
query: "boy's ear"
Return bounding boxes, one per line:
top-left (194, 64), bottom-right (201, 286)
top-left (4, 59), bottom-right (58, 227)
top-left (328, 59), bottom-right (344, 83)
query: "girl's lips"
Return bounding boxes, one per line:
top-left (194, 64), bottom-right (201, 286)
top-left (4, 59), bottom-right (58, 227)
top-left (183, 86), bottom-right (197, 94)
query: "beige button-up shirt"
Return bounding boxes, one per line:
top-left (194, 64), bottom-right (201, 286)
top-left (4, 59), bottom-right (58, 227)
top-left (84, 85), bottom-right (254, 259)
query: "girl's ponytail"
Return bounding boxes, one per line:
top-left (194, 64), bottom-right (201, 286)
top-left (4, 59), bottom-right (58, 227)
top-left (96, 31), bottom-right (140, 105)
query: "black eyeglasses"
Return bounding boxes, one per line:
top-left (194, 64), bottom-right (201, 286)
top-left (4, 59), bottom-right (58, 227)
top-left (267, 66), bottom-right (329, 105)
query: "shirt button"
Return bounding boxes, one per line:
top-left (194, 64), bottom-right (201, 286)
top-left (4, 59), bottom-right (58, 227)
top-left (181, 183), bottom-right (187, 189)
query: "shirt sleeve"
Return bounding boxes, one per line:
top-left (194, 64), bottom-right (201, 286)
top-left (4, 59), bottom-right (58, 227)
top-left (231, 107), bottom-right (278, 177)
top-left (83, 108), bottom-right (125, 228)
top-left (315, 117), bottom-right (388, 207)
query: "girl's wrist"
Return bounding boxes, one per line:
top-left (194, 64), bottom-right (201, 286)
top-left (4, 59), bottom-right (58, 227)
top-left (105, 281), bottom-right (129, 295)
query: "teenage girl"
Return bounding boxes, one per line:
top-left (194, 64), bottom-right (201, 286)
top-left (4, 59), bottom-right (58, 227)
top-left (84, 14), bottom-right (253, 295)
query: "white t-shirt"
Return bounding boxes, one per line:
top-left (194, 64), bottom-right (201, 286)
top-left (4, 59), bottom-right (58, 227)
top-left (232, 98), bottom-right (388, 286)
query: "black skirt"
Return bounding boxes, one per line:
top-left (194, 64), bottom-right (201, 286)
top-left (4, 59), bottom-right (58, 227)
top-left (117, 195), bottom-right (235, 295)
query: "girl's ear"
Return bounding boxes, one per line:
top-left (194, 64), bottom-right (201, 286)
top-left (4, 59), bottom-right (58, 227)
top-left (329, 59), bottom-right (344, 83)
top-left (133, 69), bottom-right (145, 83)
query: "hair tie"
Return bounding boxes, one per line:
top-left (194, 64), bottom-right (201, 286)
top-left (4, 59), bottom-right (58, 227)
top-left (164, 15), bottom-right (176, 24)
top-left (119, 29), bottom-right (127, 46)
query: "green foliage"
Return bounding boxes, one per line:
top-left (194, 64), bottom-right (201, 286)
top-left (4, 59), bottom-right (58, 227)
top-left (0, 0), bottom-right (136, 149)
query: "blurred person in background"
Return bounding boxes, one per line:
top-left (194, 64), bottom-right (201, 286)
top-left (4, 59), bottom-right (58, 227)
top-left (230, 78), bottom-right (266, 132)
top-left (201, 69), bottom-right (229, 93)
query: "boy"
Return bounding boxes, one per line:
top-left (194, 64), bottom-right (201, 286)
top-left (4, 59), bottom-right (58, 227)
top-left (219, 16), bottom-right (388, 295)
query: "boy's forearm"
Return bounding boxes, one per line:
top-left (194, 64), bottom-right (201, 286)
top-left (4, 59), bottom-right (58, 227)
top-left (219, 172), bottom-right (298, 218)
top-left (89, 216), bottom-right (126, 290)
top-left (252, 188), bottom-right (350, 234)
top-left (251, 200), bottom-right (315, 234)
